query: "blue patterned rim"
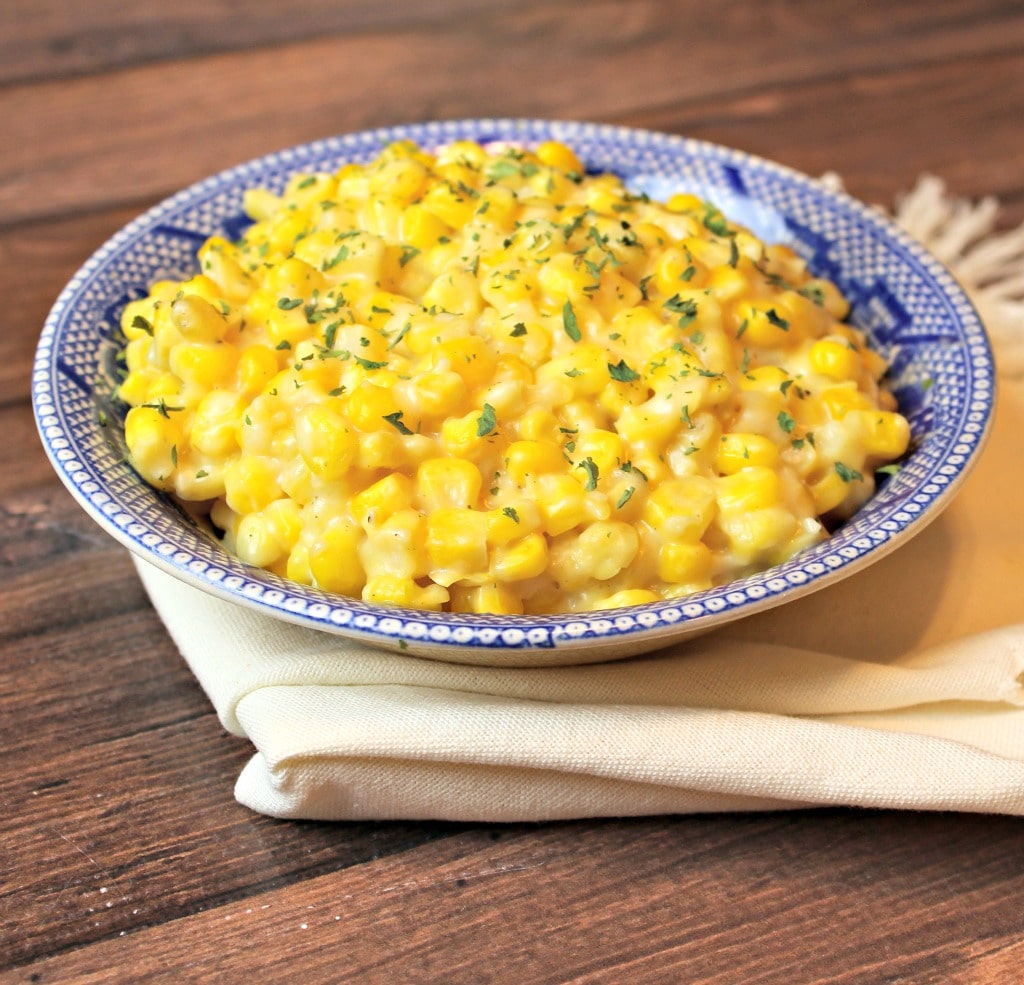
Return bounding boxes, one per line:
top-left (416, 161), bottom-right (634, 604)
top-left (32, 119), bottom-right (996, 653)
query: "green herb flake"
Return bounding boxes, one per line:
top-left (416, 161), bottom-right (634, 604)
top-left (702, 206), bottom-right (731, 237)
top-left (579, 457), bottom-right (599, 491)
top-left (383, 411), bottom-right (413, 435)
top-left (502, 505), bottom-right (520, 523)
top-left (510, 322), bottom-right (528, 337)
top-left (399, 245), bottom-right (421, 267)
top-left (354, 356), bottom-right (388, 371)
top-left (616, 486), bottom-right (636, 509)
top-left (562, 300), bottom-right (581, 342)
top-left (277, 297), bottom-right (303, 310)
top-left (834, 461), bottom-right (863, 483)
top-left (476, 402), bottom-right (498, 437)
top-left (131, 314), bottom-right (154, 335)
top-left (876, 463), bottom-right (902, 477)
top-left (275, 340), bottom-right (292, 350)
top-left (765, 308), bottom-right (790, 330)
top-left (777, 411), bottom-right (796, 433)
top-left (607, 359), bottom-right (640, 383)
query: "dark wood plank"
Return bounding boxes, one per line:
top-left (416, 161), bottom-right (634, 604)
top-left (10, 812), bottom-right (1024, 983)
top-left (2, 0), bottom-right (1024, 228)
top-left (0, 0), bottom-right (528, 85)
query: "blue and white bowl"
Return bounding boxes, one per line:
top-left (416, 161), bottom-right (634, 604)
top-left (32, 119), bottom-right (996, 666)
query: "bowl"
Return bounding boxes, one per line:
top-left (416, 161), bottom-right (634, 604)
top-left (32, 119), bottom-right (996, 667)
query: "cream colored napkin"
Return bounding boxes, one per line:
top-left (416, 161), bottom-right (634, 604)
top-left (134, 180), bottom-right (1024, 820)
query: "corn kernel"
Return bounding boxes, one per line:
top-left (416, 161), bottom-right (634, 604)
top-left (493, 533), bottom-right (548, 582)
top-left (810, 338), bottom-right (861, 380)
top-left (716, 432), bottom-right (780, 474)
top-left (657, 541), bottom-right (713, 585)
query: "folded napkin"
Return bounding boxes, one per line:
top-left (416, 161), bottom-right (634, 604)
top-left (135, 179), bottom-right (1024, 820)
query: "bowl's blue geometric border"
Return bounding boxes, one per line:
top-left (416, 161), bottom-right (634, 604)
top-left (33, 119), bottom-right (996, 651)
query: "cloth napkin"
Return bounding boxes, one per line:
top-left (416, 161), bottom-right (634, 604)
top-left (135, 179), bottom-right (1024, 821)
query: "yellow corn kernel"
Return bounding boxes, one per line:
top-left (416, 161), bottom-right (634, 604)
top-left (347, 381), bottom-right (404, 433)
top-left (500, 440), bottom-right (562, 486)
top-left (848, 409), bottom-right (911, 460)
top-left (643, 476), bottom-right (718, 541)
top-left (715, 432), bottom-right (780, 474)
top-left (577, 521), bottom-right (639, 581)
top-left (368, 155), bottom-right (429, 204)
top-left (190, 390), bottom-right (245, 457)
top-left (237, 344), bottom-right (280, 395)
top-left (588, 588), bottom-right (660, 611)
top-left (534, 474), bottom-right (592, 536)
top-left (435, 335), bottom-right (497, 389)
top-left (667, 192), bottom-right (704, 213)
top-left (360, 509), bottom-right (430, 580)
top-left (705, 264), bottom-right (748, 302)
top-left (810, 339), bottom-right (860, 381)
top-left (263, 498), bottom-right (303, 551)
top-left (224, 456), bottom-right (282, 516)
top-left (716, 467), bottom-right (782, 513)
top-left (536, 342), bottom-right (608, 396)
top-left (415, 457), bottom-right (483, 512)
top-left (421, 269), bottom-right (483, 319)
top-left (294, 401), bottom-right (357, 480)
top-left (169, 295), bottom-right (228, 344)
top-left (657, 541), bottom-right (713, 585)
top-left (733, 301), bottom-right (797, 348)
top-left (535, 141), bottom-right (584, 174)
top-left (537, 252), bottom-right (595, 303)
top-left (821, 384), bottom-right (873, 419)
top-left (198, 237), bottom-right (253, 302)
top-left (235, 511), bottom-right (286, 568)
top-left (169, 342), bottom-right (237, 390)
top-left (425, 507), bottom-right (489, 584)
top-left (362, 575), bottom-right (448, 611)
top-left (493, 533), bottom-right (548, 582)
top-left (717, 507), bottom-right (798, 560)
top-left (450, 582), bottom-right (524, 615)
top-left (653, 249), bottom-right (701, 297)
top-left (441, 410), bottom-right (495, 459)
top-left (124, 404), bottom-right (182, 486)
top-left (308, 519), bottom-right (366, 596)
top-left (400, 202), bottom-right (452, 250)
top-left (419, 178), bottom-right (478, 228)
top-left (572, 429), bottom-right (625, 477)
top-left (739, 364), bottom-right (791, 393)
top-left (349, 473), bottom-right (414, 528)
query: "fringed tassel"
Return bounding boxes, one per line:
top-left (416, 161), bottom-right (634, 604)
top-left (893, 175), bottom-right (1024, 378)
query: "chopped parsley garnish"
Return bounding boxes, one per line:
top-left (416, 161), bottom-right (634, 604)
top-left (502, 505), bottom-right (520, 523)
top-left (765, 308), bottom-right (790, 330)
top-left (383, 411), bottom-right (413, 435)
top-left (131, 314), bottom-right (154, 335)
top-left (834, 461), bottom-right (863, 483)
top-left (354, 356), bottom-right (388, 370)
top-left (777, 411), bottom-right (796, 433)
top-left (607, 359), bottom-right (640, 383)
top-left (277, 297), bottom-right (303, 310)
top-left (399, 245), bottom-right (420, 267)
top-left (562, 300), bottom-right (581, 342)
top-left (579, 457), bottom-right (599, 491)
top-left (510, 322), bottom-right (528, 337)
top-left (702, 206), bottom-right (731, 236)
top-left (616, 486), bottom-right (636, 509)
top-left (476, 403), bottom-right (498, 437)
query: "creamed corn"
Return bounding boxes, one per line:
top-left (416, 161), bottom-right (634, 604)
top-left (117, 139), bottom-right (910, 614)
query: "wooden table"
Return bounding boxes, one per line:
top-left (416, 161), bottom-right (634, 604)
top-left (3, 2), bottom-right (1023, 981)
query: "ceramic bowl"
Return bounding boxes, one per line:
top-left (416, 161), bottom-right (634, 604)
top-left (33, 119), bottom-right (996, 666)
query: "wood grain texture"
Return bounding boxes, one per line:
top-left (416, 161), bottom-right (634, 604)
top-left (2, 0), bottom-right (1023, 981)
top-left (3, 0), bottom-right (1023, 228)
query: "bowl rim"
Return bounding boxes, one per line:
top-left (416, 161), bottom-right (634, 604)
top-left (32, 117), bottom-right (997, 654)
